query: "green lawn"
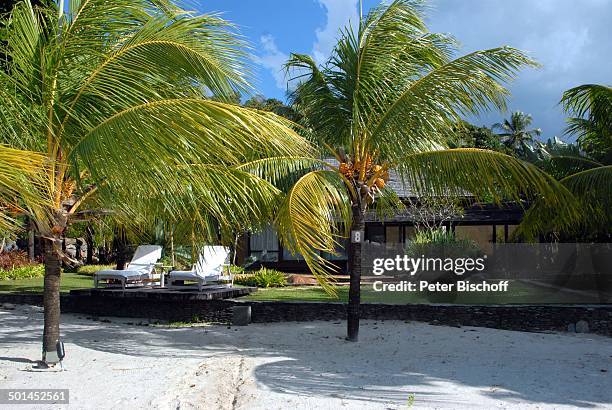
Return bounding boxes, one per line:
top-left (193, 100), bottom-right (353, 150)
top-left (0, 272), bottom-right (94, 294)
top-left (0, 268), bottom-right (598, 304)
top-left (244, 280), bottom-right (596, 304)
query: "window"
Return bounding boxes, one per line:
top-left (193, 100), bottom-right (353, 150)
top-left (249, 226), bottom-right (279, 262)
top-left (283, 248), bottom-right (304, 261)
top-left (366, 225), bottom-right (385, 243)
top-left (321, 239), bottom-right (348, 260)
top-left (386, 226), bottom-right (400, 243)
top-left (403, 226), bottom-right (416, 242)
top-left (455, 225), bottom-right (494, 254)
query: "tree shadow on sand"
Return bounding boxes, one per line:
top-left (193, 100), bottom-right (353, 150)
top-left (1, 308), bottom-right (611, 408)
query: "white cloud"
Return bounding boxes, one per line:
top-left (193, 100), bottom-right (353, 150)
top-left (426, 0), bottom-right (612, 137)
top-left (255, 0), bottom-right (358, 91)
top-left (312, 0), bottom-right (359, 64)
top-left (253, 34), bottom-right (289, 90)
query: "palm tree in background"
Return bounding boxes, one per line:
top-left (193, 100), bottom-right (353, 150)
top-left (0, 0), bottom-right (311, 364)
top-left (522, 84), bottom-right (611, 238)
top-left (563, 84), bottom-right (612, 165)
top-left (278, 0), bottom-right (577, 341)
top-left (493, 111), bottom-right (542, 158)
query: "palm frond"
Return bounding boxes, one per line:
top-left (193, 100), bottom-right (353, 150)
top-left (518, 166), bottom-right (612, 237)
top-left (562, 165), bottom-right (612, 213)
top-left (400, 148), bottom-right (579, 219)
top-left (544, 155), bottom-right (603, 176)
top-left (66, 99), bottom-right (312, 183)
top-left (369, 47), bottom-right (538, 159)
top-left (285, 53), bottom-right (353, 148)
top-left (0, 145), bottom-right (50, 233)
top-left (561, 84), bottom-right (612, 128)
top-left (235, 156), bottom-right (327, 191)
top-left (96, 164), bottom-right (284, 242)
top-left (561, 84), bottom-right (612, 163)
top-left (275, 170), bottom-right (352, 294)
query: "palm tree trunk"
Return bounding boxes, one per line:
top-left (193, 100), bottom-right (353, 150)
top-left (347, 202), bottom-right (365, 341)
top-left (42, 237), bottom-right (61, 363)
top-left (28, 218), bottom-right (35, 262)
top-left (85, 223), bottom-right (94, 264)
top-left (113, 226), bottom-right (128, 270)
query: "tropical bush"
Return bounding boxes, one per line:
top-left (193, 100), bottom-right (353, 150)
top-left (406, 229), bottom-right (481, 258)
top-left (0, 250), bottom-right (32, 271)
top-left (229, 265), bottom-right (245, 276)
top-left (73, 264), bottom-right (114, 276)
top-left (0, 264), bottom-right (45, 280)
top-left (234, 268), bottom-right (287, 288)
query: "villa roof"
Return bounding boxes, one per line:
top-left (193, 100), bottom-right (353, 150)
top-left (324, 158), bottom-right (416, 198)
top-left (322, 158), bottom-right (524, 222)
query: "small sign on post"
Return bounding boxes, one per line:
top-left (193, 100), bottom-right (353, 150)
top-left (351, 230), bottom-right (364, 243)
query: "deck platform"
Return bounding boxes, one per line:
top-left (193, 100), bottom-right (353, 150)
top-left (69, 285), bottom-right (255, 301)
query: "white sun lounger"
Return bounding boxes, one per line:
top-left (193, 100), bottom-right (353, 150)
top-left (167, 246), bottom-right (232, 291)
top-left (94, 245), bottom-right (163, 289)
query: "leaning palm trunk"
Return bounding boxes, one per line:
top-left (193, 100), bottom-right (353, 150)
top-left (0, 1), bottom-right (312, 364)
top-left (42, 237), bottom-right (62, 361)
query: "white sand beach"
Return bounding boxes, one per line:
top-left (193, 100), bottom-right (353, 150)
top-left (1, 304), bottom-right (611, 409)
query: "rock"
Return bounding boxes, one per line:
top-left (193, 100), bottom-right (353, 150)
top-left (287, 274), bottom-right (318, 285)
top-left (232, 306), bottom-right (251, 326)
top-left (567, 323), bottom-right (576, 333)
top-left (2, 303), bottom-right (16, 310)
top-left (575, 320), bottom-right (589, 333)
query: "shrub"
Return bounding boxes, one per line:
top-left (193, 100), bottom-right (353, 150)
top-left (0, 264), bottom-right (45, 280)
top-left (406, 228), bottom-right (481, 258)
top-left (0, 250), bottom-right (32, 271)
top-left (74, 265), bottom-right (114, 276)
top-left (229, 265), bottom-right (244, 275)
top-left (234, 268), bottom-right (286, 288)
top-left (0, 251), bottom-right (45, 280)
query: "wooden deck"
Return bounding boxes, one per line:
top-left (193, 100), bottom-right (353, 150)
top-left (69, 285), bottom-right (255, 301)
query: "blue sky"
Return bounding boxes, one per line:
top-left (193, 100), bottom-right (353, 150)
top-left (194, 0), bottom-right (611, 139)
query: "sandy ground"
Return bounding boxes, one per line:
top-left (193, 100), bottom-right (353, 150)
top-left (0, 304), bottom-right (611, 410)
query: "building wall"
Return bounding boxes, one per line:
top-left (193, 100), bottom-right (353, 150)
top-left (455, 225), bottom-right (494, 254)
top-left (246, 220), bottom-right (520, 273)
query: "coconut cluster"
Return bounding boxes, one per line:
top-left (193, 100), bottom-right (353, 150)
top-left (338, 159), bottom-right (390, 194)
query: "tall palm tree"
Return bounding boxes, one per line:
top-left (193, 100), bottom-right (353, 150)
top-left (562, 84), bottom-right (612, 165)
top-left (493, 111), bottom-right (542, 157)
top-left (522, 84), bottom-right (611, 238)
top-left (277, 0), bottom-right (577, 341)
top-left (0, 0), bottom-right (311, 364)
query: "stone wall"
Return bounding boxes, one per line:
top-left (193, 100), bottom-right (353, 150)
top-left (1, 293), bottom-right (611, 336)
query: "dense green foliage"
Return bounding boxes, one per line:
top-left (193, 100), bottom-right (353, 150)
top-left (234, 268), bottom-right (287, 288)
top-left (0, 264), bottom-right (44, 280)
top-left (519, 84), bottom-right (611, 240)
top-left (493, 111), bottom-right (542, 159)
top-left (451, 121), bottom-right (510, 154)
top-left (406, 228), bottom-right (481, 259)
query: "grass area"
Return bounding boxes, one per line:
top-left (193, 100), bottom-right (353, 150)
top-left (69, 264), bottom-right (114, 276)
top-left (244, 280), bottom-right (596, 304)
top-left (0, 272), bottom-right (94, 294)
top-left (0, 265), bottom-right (598, 304)
top-left (0, 264), bottom-right (109, 294)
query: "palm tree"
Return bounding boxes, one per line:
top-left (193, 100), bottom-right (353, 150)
top-left (562, 84), bottom-right (612, 165)
top-left (0, 0), bottom-right (311, 364)
top-left (493, 111), bottom-right (542, 158)
top-left (277, 0), bottom-right (577, 341)
top-left (522, 84), bottom-right (611, 238)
